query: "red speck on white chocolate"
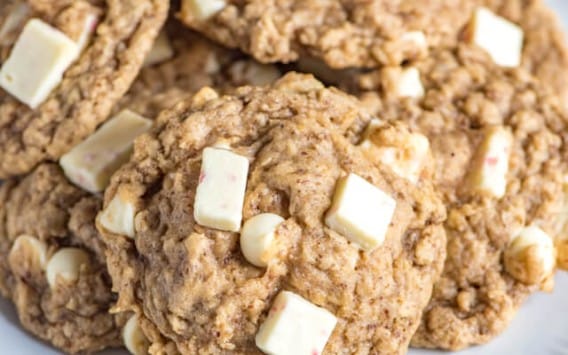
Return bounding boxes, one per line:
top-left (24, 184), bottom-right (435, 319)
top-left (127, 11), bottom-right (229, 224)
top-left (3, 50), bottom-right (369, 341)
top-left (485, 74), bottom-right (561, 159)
top-left (486, 157), bottom-right (498, 166)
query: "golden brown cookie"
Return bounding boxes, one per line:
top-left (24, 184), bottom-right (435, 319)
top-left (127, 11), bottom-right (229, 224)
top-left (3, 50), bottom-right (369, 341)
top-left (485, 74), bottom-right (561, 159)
top-left (0, 0), bottom-right (168, 178)
top-left (0, 163), bottom-right (126, 353)
top-left (97, 73), bottom-right (447, 354)
top-left (354, 45), bottom-right (568, 350)
top-left (180, 0), bottom-right (568, 114)
top-left (117, 21), bottom-right (282, 120)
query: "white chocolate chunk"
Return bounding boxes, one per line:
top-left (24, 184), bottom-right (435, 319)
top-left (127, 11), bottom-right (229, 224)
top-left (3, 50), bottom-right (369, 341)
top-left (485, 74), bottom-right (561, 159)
top-left (46, 248), bottom-right (89, 288)
top-left (194, 147), bottom-right (250, 232)
top-left (60, 110), bottom-right (152, 193)
top-left (0, 3), bottom-right (30, 43)
top-left (360, 125), bottom-right (430, 184)
top-left (185, 0), bottom-right (227, 20)
top-left (400, 31), bottom-right (427, 51)
top-left (505, 226), bottom-right (556, 285)
top-left (256, 291), bottom-right (337, 355)
top-left (144, 31), bottom-right (174, 67)
top-left (9, 235), bottom-right (48, 270)
top-left (123, 315), bottom-right (150, 355)
top-left (240, 213), bottom-right (284, 267)
top-left (0, 19), bottom-right (80, 108)
top-left (393, 67), bottom-right (424, 99)
top-left (76, 13), bottom-right (98, 50)
top-left (467, 7), bottom-right (524, 67)
top-left (98, 188), bottom-right (137, 238)
top-left (325, 173), bottom-right (396, 251)
top-left (467, 126), bottom-right (512, 198)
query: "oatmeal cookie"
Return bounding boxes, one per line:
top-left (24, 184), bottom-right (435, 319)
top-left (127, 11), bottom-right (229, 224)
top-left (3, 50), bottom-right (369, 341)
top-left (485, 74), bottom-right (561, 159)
top-left (355, 45), bottom-right (568, 350)
top-left (97, 73), bottom-right (447, 354)
top-left (118, 22), bottom-right (282, 120)
top-left (0, 163), bottom-right (125, 353)
top-left (0, 0), bottom-right (168, 178)
top-left (225, 0), bottom-right (568, 105)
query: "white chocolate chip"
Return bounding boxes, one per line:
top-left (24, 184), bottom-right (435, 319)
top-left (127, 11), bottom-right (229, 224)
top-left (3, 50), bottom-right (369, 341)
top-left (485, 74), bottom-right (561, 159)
top-left (98, 188), bottom-right (137, 238)
top-left (467, 126), bottom-right (513, 198)
top-left (0, 3), bottom-right (30, 43)
top-left (360, 124), bottom-right (430, 184)
top-left (467, 7), bottom-right (524, 67)
top-left (8, 235), bottom-right (48, 271)
top-left (60, 110), bottom-right (152, 193)
top-left (143, 31), bottom-right (174, 67)
top-left (123, 315), bottom-right (150, 355)
top-left (393, 67), bottom-right (424, 99)
top-left (0, 19), bottom-right (80, 109)
top-left (400, 31), bottom-right (427, 52)
top-left (46, 248), bottom-right (89, 288)
top-left (256, 291), bottom-right (337, 355)
top-left (240, 213), bottom-right (284, 267)
top-left (194, 147), bottom-right (250, 232)
top-left (505, 226), bottom-right (556, 285)
top-left (185, 0), bottom-right (226, 20)
top-left (325, 173), bottom-right (396, 252)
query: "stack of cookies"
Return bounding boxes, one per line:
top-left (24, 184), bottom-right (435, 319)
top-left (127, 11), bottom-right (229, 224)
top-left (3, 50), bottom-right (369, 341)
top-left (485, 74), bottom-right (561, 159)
top-left (0, 1), bottom-right (567, 354)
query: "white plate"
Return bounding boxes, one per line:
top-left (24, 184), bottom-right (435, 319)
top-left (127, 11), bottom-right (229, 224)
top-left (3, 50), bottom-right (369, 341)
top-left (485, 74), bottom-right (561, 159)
top-left (2, 1), bottom-right (568, 354)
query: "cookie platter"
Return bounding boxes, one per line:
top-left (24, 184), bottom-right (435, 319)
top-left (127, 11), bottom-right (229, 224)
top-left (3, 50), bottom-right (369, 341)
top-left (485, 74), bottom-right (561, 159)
top-left (1, 0), bottom-right (568, 354)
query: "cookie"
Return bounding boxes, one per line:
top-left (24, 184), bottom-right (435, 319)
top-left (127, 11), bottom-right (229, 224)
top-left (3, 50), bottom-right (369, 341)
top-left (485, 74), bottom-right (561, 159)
top-left (198, 0), bottom-right (568, 106)
top-left (97, 73), bottom-right (447, 354)
top-left (118, 22), bottom-right (282, 120)
top-left (0, 163), bottom-right (125, 353)
top-left (0, 0), bottom-right (168, 178)
top-left (355, 45), bottom-right (568, 350)
top-left (178, 0), bottom-right (475, 68)
top-left (482, 0), bottom-right (568, 109)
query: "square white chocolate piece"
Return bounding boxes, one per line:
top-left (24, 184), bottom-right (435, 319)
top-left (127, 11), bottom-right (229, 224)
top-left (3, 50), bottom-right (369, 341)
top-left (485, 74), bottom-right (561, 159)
top-left (144, 31), bottom-right (174, 67)
top-left (394, 67), bottom-right (424, 99)
top-left (325, 173), bottom-right (396, 252)
top-left (467, 126), bottom-right (512, 198)
top-left (0, 19), bottom-right (80, 109)
top-left (468, 7), bottom-right (524, 67)
top-left (194, 147), bottom-right (249, 232)
top-left (185, 0), bottom-right (227, 20)
top-left (60, 110), bottom-right (152, 193)
top-left (98, 189), bottom-right (137, 238)
top-left (256, 291), bottom-right (337, 355)
top-left (360, 126), bottom-right (430, 184)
